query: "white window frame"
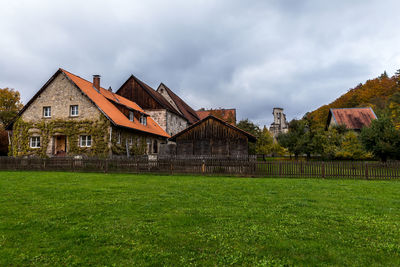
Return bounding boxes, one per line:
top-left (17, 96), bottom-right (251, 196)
top-left (80, 135), bottom-right (92, 147)
top-left (30, 136), bottom-right (41, 148)
top-left (43, 106), bottom-right (51, 118)
top-left (140, 115), bottom-right (147, 126)
top-left (129, 136), bottom-right (133, 145)
top-left (70, 105), bottom-right (79, 116)
top-left (129, 111), bottom-right (134, 121)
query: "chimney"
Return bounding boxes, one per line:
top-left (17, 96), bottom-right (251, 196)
top-left (93, 75), bottom-right (101, 90)
top-left (108, 86), bottom-right (112, 92)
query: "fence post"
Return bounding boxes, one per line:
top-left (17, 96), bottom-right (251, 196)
top-left (104, 159), bottom-right (108, 173)
top-left (322, 162), bottom-right (325, 178)
top-left (365, 163), bottom-right (368, 180)
top-left (170, 158), bottom-right (173, 175)
top-left (202, 160), bottom-right (205, 175)
top-left (279, 162), bottom-right (282, 177)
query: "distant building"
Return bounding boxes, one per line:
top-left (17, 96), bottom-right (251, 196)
top-left (269, 107), bottom-right (288, 137)
top-left (326, 107), bottom-right (377, 131)
top-left (196, 108), bottom-right (236, 125)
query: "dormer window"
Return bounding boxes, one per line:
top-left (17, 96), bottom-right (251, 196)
top-left (140, 115), bottom-right (147, 126)
top-left (43, 106), bottom-right (51, 118)
top-left (70, 105), bottom-right (79, 116)
top-left (129, 111), bottom-right (134, 121)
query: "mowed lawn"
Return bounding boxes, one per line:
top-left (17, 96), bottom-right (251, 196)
top-left (0, 172), bottom-right (399, 266)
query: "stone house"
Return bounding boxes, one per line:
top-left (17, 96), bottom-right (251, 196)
top-left (326, 107), bottom-right (377, 131)
top-left (6, 69), bottom-right (169, 158)
top-left (116, 76), bottom-right (199, 136)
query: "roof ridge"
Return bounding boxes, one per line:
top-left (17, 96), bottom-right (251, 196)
top-left (158, 82), bottom-right (200, 122)
top-left (170, 115), bottom-right (256, 142)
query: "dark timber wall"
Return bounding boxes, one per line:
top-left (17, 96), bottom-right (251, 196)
top-left (116, 76), bottom-right (163, 110)
top-left (174, 117), bottom-right (249, 156)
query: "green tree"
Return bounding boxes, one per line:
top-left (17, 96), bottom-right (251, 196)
top-left (277, 119), bottom-right (308, 159)
top-left (360, 116), bottom-right (400, 161)
top-left (0, 88), bottom-right (23, 126)
top-left (256, 126), bottom-right (273, 154)
top-left (335, 131), bottom-right (373, 160)
top-left (237, 119), bottom-right (260, 154)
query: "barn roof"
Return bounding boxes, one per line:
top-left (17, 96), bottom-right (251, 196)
top-left (157, 83), bottom-right (200, 124)
top-left (327, 107), bottom-right (377, 130)
top-left (7, 68), bottom-right (170, 138)
top-left (169, 115), bottom-right (257, 142)
top-left (196, 108), bottom-right (236, 124)
top-left (116, 75), bottom-right (184, 119)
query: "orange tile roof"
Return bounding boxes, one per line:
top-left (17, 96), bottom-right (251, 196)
top-left (196, 109), bottom-right (236, 124)
top-left (329, 108), bottom-right (377, 130)
top-left (61, 69), bottom-right (170, 138)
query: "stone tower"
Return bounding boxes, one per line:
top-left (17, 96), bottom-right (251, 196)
top-left (269, 107), bottom-right (288, 138)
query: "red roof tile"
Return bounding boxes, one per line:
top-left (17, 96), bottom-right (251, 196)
top-left (329, 108), bottom-right (377, 130)
top-left (196, 109), bottom-right (236, 124)
top-left (61, 69), bottom-right (169, 138)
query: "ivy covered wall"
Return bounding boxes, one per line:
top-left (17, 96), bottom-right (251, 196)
top-left (10, 115), bottom-right (110, 158)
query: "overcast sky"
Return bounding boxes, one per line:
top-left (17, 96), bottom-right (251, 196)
top-left (1, 0), bottom-right (400, 126)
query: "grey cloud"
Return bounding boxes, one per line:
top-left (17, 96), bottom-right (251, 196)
top-left (1, 0), bottom-right (400, 128)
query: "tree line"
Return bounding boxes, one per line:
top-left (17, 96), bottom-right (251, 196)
top-left (236, 114), bottom-right (400, 162)
top-left (0, 88), bottom-right (23, 156)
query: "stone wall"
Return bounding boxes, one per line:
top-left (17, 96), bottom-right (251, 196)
top-left (14, 72), bottom-right (107, 157)
top-left (22, 73), bottom-right (101, 122)
top-left (157, 84), bottom-right (180, 112)
top-left (145, 109), bottom-right (187, 136)
top-left (166, 110), bottom-right (187, 136)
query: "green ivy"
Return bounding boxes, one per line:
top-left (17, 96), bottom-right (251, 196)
top-left (10, 115), bottom-right (110, 158)
top-left (111, 128), bottom-right (147, 156)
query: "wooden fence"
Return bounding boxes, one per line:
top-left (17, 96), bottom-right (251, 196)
top-left (0, 157), bottom-right (399, 180)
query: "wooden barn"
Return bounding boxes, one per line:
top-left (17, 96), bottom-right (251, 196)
top-left (169, 115), bottom-right (257, 156)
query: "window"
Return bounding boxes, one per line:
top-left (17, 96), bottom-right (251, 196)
top-left (117, 132), bottom-right (121, 144)
top-left (43, 106), bottom-right (51, 117)
top-left (153, 140), bottom-right (158, 154)
top-left (30, 136), bottom-right (40, 148)
top-left (70, 105), bottom-right (79, 116)
top-left (140, 115), bottom-right (147, 126)
top-left (80, 135), bottom-right (92, 147)
top-left (129, 111), bottom-right (134, 121)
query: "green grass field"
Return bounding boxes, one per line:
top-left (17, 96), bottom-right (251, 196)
top-left (0, 172), bottom-right (399, 266)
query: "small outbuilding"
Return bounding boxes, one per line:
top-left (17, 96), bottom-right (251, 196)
top-left (326, 107), bottom-right (377, 131)
top-left (169, 115), bottom-right (256, 156)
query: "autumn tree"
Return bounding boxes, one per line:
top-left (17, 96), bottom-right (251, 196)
top-left (307, 72), bottom-right (399, 127)
top-left (256, 127), bottom-right (286, 156)
top-left (0, 88), bottom-right (23, 156)
top-left (335, 131), bottom-right (372, 160)
top-left (0, 88), bottom-right (23, 126)
top-left (360, 116), bottom-right (400, 161)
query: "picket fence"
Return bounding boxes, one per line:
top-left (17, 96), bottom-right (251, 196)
top-left (0, 157), bottom-right (399, 180)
